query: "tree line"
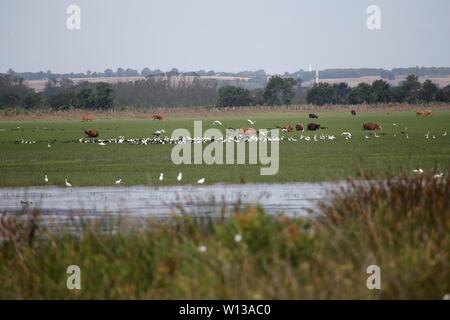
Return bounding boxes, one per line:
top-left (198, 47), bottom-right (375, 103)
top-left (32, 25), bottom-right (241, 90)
top-left (1, 73), bottom-right (450, 110)
top-left (0, 75), bottom-right (115, 110)
top-left (305, 75), bottom-right (450, 105)
top-left (217, 76), bottom-right (302, 107)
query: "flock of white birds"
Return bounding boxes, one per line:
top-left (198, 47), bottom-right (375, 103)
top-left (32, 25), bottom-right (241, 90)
top-left (48, 171), bottom-right (206, 188)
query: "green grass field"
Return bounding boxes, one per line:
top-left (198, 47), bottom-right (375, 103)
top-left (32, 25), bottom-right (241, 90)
top-left (0, 110), bottom-right (449, 187)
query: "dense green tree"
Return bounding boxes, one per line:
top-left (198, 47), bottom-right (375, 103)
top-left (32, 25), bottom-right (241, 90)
top-left (46, 92), bottom-right (75, 109)
top-left (419, 79), bottom-right (439, 102)
top-left (436, 84), bottom-right (450, 102)
top-left (348, 83), bottom-right (373, 104)
top-left (23, 93), bottom-right (42, 109)
top-left (371, 80), bottom-right (391, 103)
top-left (331, 82), bottom-right (351, 104)
top-left (399, 75), bottom-right (422, 103)
top-left (95, 82), bottom-right (115, 109)
top-left (263, 76), bottom-right (296, 105)
top-left (75, 88), bottom-right (96, 109)
top-left (0, 93), bottom-right (21, 106)
top-left (306, 83), bottom-right (334, 105)
top-left (217, 86), bottom-right (253, 107)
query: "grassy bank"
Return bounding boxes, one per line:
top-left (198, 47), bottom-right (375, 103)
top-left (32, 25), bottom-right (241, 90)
top-left (1, 172), bottom-right (449, 299)
top-left (0, 110), bottom-right (449, 186)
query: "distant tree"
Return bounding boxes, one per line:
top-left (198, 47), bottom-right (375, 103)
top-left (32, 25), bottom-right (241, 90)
top-left (0, 93), bottom-right (20, 106)
top-left (141, 67), bottom-right (152, 77)
top-left (75, 88), bottom-right (96, 109)
top-left (250, 88), bottom-right (265, 105)
top-left (348, 83), bottom-right (373, 104)
top-left (104, 69), bottom-right (114, 77)
top-left (217, 86), bottom-right (253, 107)
top-left (436, 84), bottom-right (450, 102)
top-left (331, 82), bottom-right (351, 104)
top-left (306, 83), bottom-right (334, 105)
top-left (371, 79), bottom-right (391, 103)
top-left (47, 92), bottom-right (74, 110)
top-left (263, 76), bottom-right (296, 105)
top-left (23, 93), bottom-right (42, 109)
top-left (95, 82), bottom-right (115, 109)
top-left (419, 79), bottom-right (439, 103)
top-left (399, 75), bottom-right (422, 103)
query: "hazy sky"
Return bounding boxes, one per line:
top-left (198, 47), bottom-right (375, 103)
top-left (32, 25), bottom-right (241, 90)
top-left (1, 0), bottom-right (450, 74)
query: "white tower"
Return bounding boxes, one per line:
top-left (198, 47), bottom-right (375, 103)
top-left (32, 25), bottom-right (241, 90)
top-left (315, 67), bottom-right (319, 84)
top-left (309, 64), bottom-right (312, 72)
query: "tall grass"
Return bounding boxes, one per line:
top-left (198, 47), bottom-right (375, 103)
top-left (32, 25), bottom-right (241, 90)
top-left (0, 172), bottom-right (449, 299)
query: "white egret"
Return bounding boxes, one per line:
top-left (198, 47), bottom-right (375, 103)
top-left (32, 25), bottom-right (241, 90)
top-left (115, 178), bottom-right (122, 185)
top-left (177, 172), bottom-right (183, 181)
top-left (433, 172), bottom-right (444, 179)
top-left (213, 120), bottom-right (223, 126)
top-left (159, 173), bottom-right (164, 181)
top-left (197, 178), bottom-right (205, 184)
top-left (44, 175), bottom-right (48, 183)
top-left (65, 178), bottom-right (72, 187)
top-left (413, 168), bottom-right (424, 174)
top-left (247, 119), bottom-right (256, 125)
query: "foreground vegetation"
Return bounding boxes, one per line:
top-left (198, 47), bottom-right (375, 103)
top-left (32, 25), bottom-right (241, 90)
top-left (0, 109), bottom-right (449, 186)
top-left (0, 172), bottom-right (449, 299)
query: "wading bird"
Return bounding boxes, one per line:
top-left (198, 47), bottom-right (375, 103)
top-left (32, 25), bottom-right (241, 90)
top-left (197, 178), bottom-right (205, 184)
top-left (247, 119), bottom-right (256, 125)
top-left (434, 172), bottom-right (444, 179)
top-left (115, 178), bottom-right (122, 185)
top-left (213, 120), bottom-right (223, 126)
top-left (413, 168), bottom-right (424, 174)
top-left (177, 172), bottom-right (183, 181)
top-left (159, 173), bottom-right (164, 181)
top-left (44, 175), bottom-right (48, 183)
top-left (65, 178), bottom-right (72, 187)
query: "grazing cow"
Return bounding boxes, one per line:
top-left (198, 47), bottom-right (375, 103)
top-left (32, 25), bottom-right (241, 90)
top-left (295, 123), bottom-right (304, 131)
top-left (282, 123), bottom-right (293, 132)
top-left (351, 110), bottom-right (357, 116)
top-left (82, 114), bottom-right (94, 122)
top-left (84, 128), bottom-right (99, 138)
top-left (153, 114), bottom-right (164, 121)
top-left (239, 127), bottom-right (257, 136)
top-left (416, 110), bottom-right (432, 116)
top-left (309, 113), bottom-right (319, 119)
top-left (307, 123), bottom-right (321, 131)
top-left (363, 122), bottom-right (382, 130)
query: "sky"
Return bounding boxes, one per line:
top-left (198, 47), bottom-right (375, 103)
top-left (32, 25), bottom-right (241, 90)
top-left (1, 0), bottom-right (450, 74)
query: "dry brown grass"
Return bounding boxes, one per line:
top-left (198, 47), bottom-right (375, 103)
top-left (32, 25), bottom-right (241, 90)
top-left (2, 103), bottom-right (450, 121)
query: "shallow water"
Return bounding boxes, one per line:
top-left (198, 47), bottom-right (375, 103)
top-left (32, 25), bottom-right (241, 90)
top-left (0, 182), bottom-right (341, 225)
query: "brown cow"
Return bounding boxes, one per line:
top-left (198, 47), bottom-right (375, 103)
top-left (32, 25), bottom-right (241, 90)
top-left (84, 128), bottom-right (99, 138)
top-left (363, 122), bottom-right (382, 130)
top-left (153, 114), bottom-right (164, 121)
top-left (239, 127), bottom-right (257, 136)
top-left (295, 123), bottom-right (304, 131)
top-left (416, 110), bottom-right (432, 116)
top-left (82, 114), bottom-right (94, 122)
top-left (282, 123), bottom-right (293, 132)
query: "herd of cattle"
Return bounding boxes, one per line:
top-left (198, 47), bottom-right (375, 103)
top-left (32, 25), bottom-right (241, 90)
top-left (82, 109), bottom-right (430, 138)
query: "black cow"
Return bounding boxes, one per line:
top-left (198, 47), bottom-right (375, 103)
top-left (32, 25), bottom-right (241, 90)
top-left (309, 113), bottom-right (319, 119)
top-left (307, 123), bottom-right (321, 131)
top-left (351, 110), bottom-right (357, 116)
